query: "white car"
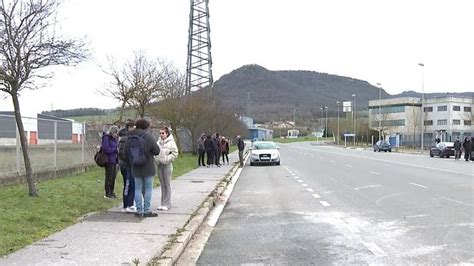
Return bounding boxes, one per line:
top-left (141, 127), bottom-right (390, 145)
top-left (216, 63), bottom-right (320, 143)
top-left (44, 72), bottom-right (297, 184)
top-left (250, 141), bottom-right (281, 166)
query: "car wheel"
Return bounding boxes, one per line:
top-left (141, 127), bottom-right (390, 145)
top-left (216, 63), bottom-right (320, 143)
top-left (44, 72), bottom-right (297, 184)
top-left (389, 149), bottom-right (391, 152)
top-left (430, 151), bottom-right (434, 157)
top-left (276, 161), bottom-right (280, 166)
top-left (374, 149), bottom-right (376, 152)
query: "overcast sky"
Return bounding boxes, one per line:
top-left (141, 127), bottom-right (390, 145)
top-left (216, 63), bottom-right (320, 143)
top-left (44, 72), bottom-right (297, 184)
top-left (1, 0), bottom-right (473, 116)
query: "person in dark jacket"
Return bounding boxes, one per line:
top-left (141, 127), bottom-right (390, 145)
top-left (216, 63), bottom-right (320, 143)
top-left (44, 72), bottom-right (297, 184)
top-left (471, 137), bottom-right (474, 161)
top-left (453, 137), bottom-right (462, 160)
top-left (197, 133), bottom-right (206, 167)
top-left (127, 119), bottom-right (160, 218)
top-left (463, 137), bottom-right (471, 162)
top-left (204, 134), bottom-right (214, 167)
top-left (237, 135), bottom-right (245, 167)
top-left (118, 119), bottom-right (136, 212)
top-left (102, 125), bottom-right (119, 199)
top-left (213, 133), bottom-right (221, 167)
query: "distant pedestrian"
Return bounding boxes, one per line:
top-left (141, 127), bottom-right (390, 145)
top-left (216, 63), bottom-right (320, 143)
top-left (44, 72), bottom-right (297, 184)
top-left (126, 119), bottom-right (160, 218)
top-left (156, 127), bottom-right (179, 211)
top-left (118, 119), bottom-right (136, 212)
top-left (197, 133), bottom-right (206, 167)
top-left (213, 133), bottom-right (221, 167)
top-left (463, 137), bottom-right (471, 162)
top-left (102, 125), bottom-right (119, 199)
top-left (453, 137), bottom-right (462, 160)
top-left (221, 136), bottom-right (229, 165)
top-left (236, 135), bottom-right (245, 167)
top-left (204, 134), bottom-right (214, 167)
top-left (471, 137), bottom-right (474, 161)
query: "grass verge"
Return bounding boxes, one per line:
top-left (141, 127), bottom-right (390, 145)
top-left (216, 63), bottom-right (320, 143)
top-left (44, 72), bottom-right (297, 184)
top-left (0, 153), bottom-right (197, 257)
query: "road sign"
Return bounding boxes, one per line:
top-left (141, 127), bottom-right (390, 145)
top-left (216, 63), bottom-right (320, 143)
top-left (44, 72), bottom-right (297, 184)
top-left (343, 106), bottom-right (351, 112)
top-left (343, 101), bottom-right (352, 107)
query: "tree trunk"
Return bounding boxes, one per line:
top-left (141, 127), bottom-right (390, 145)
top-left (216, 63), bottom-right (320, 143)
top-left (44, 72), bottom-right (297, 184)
top-left (12, 94), bottom-right (38, 196)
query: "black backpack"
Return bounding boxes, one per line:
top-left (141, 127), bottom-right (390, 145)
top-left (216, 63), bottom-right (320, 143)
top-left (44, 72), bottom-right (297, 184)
top-left (126, 134), bottom-right (147, 166)
top-left (117, 135), bottom-right (128, 161)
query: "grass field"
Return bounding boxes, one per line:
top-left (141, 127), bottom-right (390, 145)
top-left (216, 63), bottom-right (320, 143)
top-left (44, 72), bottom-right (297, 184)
top-left (0, 153), bottom-right (197, 257)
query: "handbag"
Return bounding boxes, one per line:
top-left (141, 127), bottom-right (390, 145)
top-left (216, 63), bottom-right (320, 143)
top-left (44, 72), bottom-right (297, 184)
top-left (94, 147), bottom-right (108, 167)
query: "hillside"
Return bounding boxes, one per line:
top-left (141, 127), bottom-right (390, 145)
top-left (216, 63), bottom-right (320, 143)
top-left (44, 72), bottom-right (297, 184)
top-left (213, 65), bottom-right (473, 122)
top-left (213, 65), bottom-right (389, 122)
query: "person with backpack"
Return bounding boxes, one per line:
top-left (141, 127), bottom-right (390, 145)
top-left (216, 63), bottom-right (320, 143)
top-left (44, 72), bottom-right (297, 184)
top-left (118, 119), bottom-right (136, 213)
top-left (156, 127), bottom-right (179, 211)
top-left (204, 134), bottom-right (214, 167)
top-left (101, 125), bottom-right (119, 199)
top-left (237, 134), bottom-right (245, 167)
top-left (126, 119), bottom-right (160, 218)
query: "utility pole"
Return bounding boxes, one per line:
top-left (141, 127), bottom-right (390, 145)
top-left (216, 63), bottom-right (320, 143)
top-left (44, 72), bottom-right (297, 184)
top-left (419, 63), bottom-right (425, 154)
top-left (293, 109), bottom-right (296, 127)
top-left (377, 83), bottom-right (382, 141)
top-left (336, 101), bottom-right (340, 145)
top-left (186, 0), bottom-right (213, 95)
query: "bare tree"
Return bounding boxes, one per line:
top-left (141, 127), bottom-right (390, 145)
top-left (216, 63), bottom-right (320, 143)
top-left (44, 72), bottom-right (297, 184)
top-left (0, 0), bottom-right (88, 196)
top-left (406, 106), bottom-right (421, 147)
top-left (150, 63), bottom-right (186, 152)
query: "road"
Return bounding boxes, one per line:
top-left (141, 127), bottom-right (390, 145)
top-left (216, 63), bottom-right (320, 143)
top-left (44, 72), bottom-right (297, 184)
top-left (194, 142), bottom-right (474, 264)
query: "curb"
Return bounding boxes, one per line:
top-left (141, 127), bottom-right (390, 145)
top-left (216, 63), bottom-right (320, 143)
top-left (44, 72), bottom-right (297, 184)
top-left (149, 152), bottom-right (248, 265)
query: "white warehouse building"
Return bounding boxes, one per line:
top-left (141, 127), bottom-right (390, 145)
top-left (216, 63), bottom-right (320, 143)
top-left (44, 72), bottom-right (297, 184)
top-left (368, 96), bottom-right (473, 147)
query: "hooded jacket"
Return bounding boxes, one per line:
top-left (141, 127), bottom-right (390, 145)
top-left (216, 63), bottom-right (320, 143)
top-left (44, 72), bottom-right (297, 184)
top-left (156, 134), bottom-right (179, 165)
top-left (127, 128), bottom-right (160, 178)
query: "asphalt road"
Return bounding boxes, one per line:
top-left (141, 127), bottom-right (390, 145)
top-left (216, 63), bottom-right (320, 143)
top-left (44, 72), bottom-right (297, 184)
top-left (197, 143), bottom-right (474, 265)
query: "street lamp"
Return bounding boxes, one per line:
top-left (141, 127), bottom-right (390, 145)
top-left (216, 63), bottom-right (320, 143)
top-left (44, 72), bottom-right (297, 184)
top-left (320, 107), bottom-right (323, 135)
top-left (324, 106), bottom-right (328, 138)
top-left (377, 83), bottom-right (382, 141)
top-left (419, 63), bottom-right (425, 153)
top-left (336, 101), bottom-right (340, 145)
top-left (352, 94), bottom-right (356, 145)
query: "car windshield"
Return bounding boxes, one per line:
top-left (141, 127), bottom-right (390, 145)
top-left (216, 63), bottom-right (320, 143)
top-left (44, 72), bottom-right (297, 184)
top-left (254, 142), bottom-right (277, 150)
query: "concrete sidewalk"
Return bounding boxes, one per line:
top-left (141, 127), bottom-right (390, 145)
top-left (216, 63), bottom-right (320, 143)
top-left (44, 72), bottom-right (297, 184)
top-left (0, 151), bottom-right (245, 266)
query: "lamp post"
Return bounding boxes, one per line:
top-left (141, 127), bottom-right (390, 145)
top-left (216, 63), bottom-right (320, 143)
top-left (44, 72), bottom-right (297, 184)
top-left (336, 101), bottom-right (340, 145)
top-left (320, 107), bottom-right (323, 136)
top-left (377, 83), bottom-right (382, 140)
top-left (324, 106), bottom-right (328, 138)
top-left (419, 63), bottom-right (425, 153)
top-left (352, 94), bottom-right (356, 145)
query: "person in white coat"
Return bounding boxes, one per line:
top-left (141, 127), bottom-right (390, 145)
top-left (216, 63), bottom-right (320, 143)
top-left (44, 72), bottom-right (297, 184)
top-left (156, 127), bottom-right (179, 210)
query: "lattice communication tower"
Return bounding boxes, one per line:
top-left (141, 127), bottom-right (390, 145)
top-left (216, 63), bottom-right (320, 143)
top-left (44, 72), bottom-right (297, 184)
top-left (185, 0), bottom-right (213, 94)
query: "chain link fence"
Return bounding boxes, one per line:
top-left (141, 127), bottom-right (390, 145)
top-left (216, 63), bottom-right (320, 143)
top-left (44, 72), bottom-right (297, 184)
top-left (0, 114), bottom-right (103, 185)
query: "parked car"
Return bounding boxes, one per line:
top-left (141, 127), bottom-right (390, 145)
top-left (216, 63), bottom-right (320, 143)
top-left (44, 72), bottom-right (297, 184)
top-left (373, 140), bottom-right (392, 152)
top-left (250, 141), bottom-right (281, 166)
top-left (430, 142), bottom-right (455, 158)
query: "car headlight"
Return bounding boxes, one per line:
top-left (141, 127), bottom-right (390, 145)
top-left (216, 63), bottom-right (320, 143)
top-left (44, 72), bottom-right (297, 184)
top-left (251, 153), bottom-right (259, 158)
top-left (271, 152), bottom-right (279, 158)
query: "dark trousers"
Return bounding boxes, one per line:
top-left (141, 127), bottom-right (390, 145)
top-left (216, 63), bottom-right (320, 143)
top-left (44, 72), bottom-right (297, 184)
top-left (215, 150), bottom-right (221, 165)
top-left (120, 164), bottom-right (135, 208)
top-left (105, 163), bottom-right (117, 196)
top-left (222, 152), bottom-right (229, 164)
top-left (465, 149), bottom-right (471, 161)
top-left (198, 149), bottom-right (206, 166)
top-left (206, 150), bottom-right (214, 165)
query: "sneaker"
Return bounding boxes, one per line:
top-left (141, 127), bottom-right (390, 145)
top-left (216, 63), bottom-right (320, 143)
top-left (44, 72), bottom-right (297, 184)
top-left (134, 213), bottom-right (144, 218)
top-left (143, 212), bottom-right (158, 217)
top-left (125, 206), bottom-right (137, 213)
top-left (157, 206), bottom-right (169, 211)
top-left (104, 195), bottom-right (114, 200)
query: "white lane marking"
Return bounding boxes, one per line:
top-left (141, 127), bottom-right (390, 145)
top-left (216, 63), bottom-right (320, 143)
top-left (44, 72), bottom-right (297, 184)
top-left (436, 195), bottom-right (470, 206)
top-left (369, 171), bottom-right (381, 175)
top-left (294, 146), bottom-right (474, 177)
top-left (297, 180), bottom-right (303, 183)
top-left (363, 242), bottom-right (387, 257)
top-left (341, 220), bottom-right (361, 233)
top-left (291, 173), bottom-right (296, 176)
top-left (320, 201), bottom-right (331, 207)
top-left (345, 165), bottom-right (353, 168)
top-left (306, 188), bottom-right (314, 192)
top-left (353, 185), bottom-right (382, 191)
top-left (294, 176), bottom-right (299, 179)
top-left (302, 184), bottom-right (308, 187)
top-left (404, 214), bottom-right (428, 218)
top-left (330, 160), bottom-right (336, 163)
top-left (312, 194), bottom-right (321, 198)
top-left (409, 182), bottom-right (429, 189)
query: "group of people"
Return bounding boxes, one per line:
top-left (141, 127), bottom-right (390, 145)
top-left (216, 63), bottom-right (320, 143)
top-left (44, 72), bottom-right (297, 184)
top-left (197, 134), bottom-right (245, 168)
top-left (454, 136), bottom-right (474, 161)
top-left (100, 118), bottom-right (178, 218)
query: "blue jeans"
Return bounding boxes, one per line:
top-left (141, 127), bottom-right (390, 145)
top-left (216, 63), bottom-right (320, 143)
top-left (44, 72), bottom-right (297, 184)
top-left (120, 165), bottom-right (135, 208)
top-left (134, 176), bottom-right (154, 214)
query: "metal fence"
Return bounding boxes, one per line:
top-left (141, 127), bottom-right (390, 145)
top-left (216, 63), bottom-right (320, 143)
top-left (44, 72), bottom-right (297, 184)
top-left (0, 114), bottom-right (102, 182)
